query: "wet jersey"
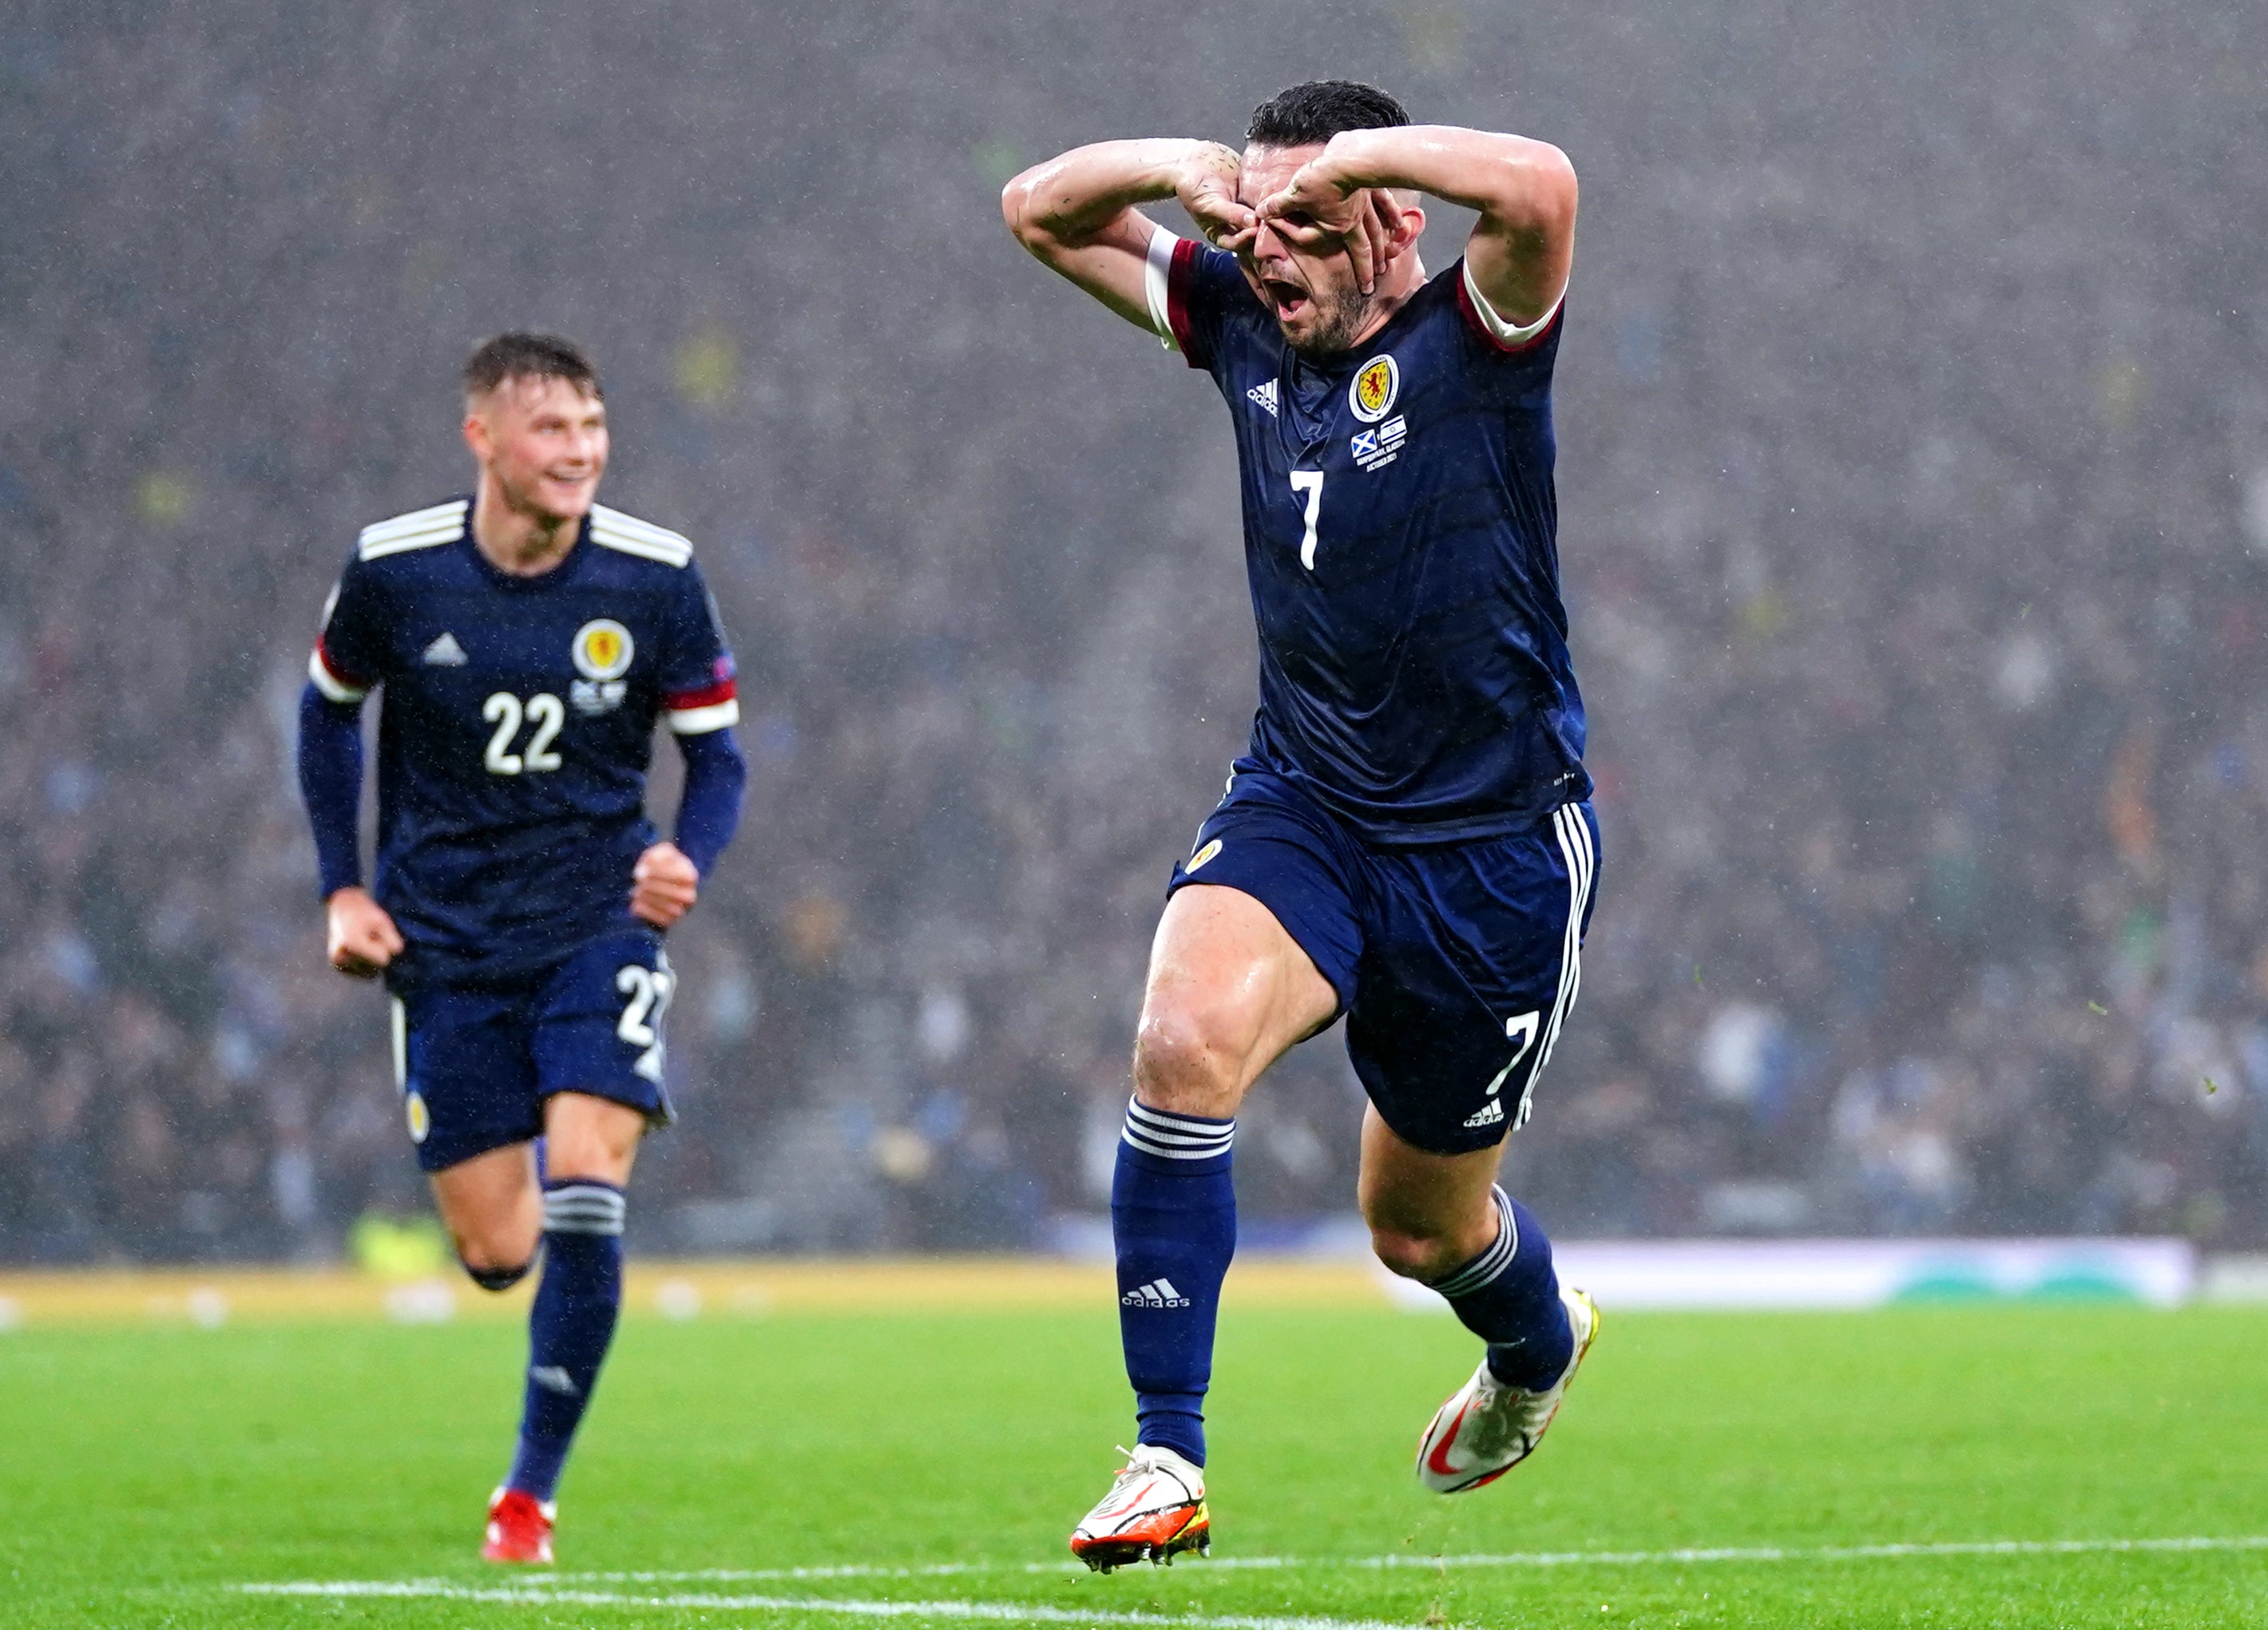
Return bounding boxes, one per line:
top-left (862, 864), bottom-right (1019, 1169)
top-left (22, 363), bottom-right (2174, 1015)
top-left (1149, 235), bottom-right (1588, 845)
top-left (308, 498), bottom-right (739, 986)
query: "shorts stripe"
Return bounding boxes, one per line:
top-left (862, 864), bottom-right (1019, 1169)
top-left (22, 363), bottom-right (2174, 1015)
top-left (1517, 806), bottom-right (1595, 1128)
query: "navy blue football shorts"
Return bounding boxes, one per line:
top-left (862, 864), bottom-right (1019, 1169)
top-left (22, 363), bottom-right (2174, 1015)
top-left (387, 930), bottom-right (676, 1173)
top-left (1166, 763), bottom-right (1600, 1156)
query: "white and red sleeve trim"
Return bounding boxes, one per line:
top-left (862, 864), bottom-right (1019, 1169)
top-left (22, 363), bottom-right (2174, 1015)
top-left (1143, 226), bottom-right (1181, 350)
top-left (1144, 228), bottom-right (1207, 369)
top-left (307, 639), bottom-right (371, 704)
top-left (664, 676), bottom-right (740, 736)
top-left (1458, 258), bottom-right (1564, 355)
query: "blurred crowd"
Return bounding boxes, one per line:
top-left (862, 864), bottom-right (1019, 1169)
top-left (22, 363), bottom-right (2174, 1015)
top-left (4, 1), bottom-right (2267, 1261)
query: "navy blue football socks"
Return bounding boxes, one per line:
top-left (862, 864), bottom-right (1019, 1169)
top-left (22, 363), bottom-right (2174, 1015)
top-left (1112, 1097), bottom-right (1236, 1468)
top-left (1431, 1186), bottom-right (1573, 1391)
top-left (505, 1179), bottom-right (626, 1502)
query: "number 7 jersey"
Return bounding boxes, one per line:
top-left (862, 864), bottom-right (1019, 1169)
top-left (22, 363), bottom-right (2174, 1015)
top-left (1150, 236), bottom-right (1589, 845)
top-left (308, 498), bottom-right (739, 986)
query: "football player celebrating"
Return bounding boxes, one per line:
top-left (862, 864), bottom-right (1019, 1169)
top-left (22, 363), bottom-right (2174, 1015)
top-left (1005, 82), bottom-right (1600, 1566)
top-left (297, 334), bottom-right (746, 1563)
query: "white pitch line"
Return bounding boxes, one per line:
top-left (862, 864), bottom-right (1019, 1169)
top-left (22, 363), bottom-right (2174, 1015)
top-left (541, 1533), bottom-right (2268, 1583)
top-left (1349, 1534), bottom-right (2268, 1569)
top-left (234, 1580), bottom-right (1415, 1630)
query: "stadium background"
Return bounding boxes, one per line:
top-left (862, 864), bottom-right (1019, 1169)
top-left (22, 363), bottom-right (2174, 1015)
top-left (3, 0), bottom-right (2264, 1267)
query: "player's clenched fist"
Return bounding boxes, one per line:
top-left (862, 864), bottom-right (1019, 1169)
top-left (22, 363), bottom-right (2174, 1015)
top-left (326, 886), bottom-right (405, 978)
top-left (629, 841), bottom-right (700, 929)
top-left (1175, 142), bottom-right (1258, 255)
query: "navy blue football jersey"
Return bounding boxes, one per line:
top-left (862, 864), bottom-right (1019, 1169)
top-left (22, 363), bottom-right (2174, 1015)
top-left (1148, 235), bottom-right (1589, 844)
top-left (309, 498), bottom-right (739, 986)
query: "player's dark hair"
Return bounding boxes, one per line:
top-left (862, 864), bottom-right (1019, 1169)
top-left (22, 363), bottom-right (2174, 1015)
top-left (462, 331), bottom-right (603, 400)
top-left (1246, 80), bottom-right (1411, 149)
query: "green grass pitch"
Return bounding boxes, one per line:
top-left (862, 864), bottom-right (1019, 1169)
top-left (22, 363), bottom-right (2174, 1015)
top-left (3, 1302), bottom-right (2266, 1627)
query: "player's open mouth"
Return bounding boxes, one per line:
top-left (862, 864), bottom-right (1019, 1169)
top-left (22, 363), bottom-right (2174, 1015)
top-left (1263, 279), bottom-right (1309, 319)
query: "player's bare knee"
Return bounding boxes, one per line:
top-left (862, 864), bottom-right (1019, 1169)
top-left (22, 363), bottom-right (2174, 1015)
top-left (452, 1222), bottom-right (539, 1283)
top-left (1369, 1224), bottom-right (1464, 1283)
top-left (459, 1253), bottom-right (534, 1293)
top-left (1132, 1005), bottom-right (1247, 1119)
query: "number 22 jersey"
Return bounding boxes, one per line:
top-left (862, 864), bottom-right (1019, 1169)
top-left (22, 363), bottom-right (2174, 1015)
top-left (308, 498), bottom-right (739, 987)
top-left (1148, 236), bottom-right (1590, 846)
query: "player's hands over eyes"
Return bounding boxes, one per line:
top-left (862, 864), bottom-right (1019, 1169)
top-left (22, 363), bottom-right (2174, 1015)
top-left (327, 886), bottom-right (404, 978)
top-left (1176, 144), bottom-right (1257, 256)
top-left (630, 842), bottom-right (700, 930)
top-left (1258, 161), bottom-right (1398, 296)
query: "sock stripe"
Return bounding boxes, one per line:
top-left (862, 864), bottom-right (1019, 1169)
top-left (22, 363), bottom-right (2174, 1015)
top-left (542, 1181), bottom-right (626, 1236)
top-left (1431, 1187), bottom-right (1518, 1299)
top-left (1121, 1097), bottom-right (1235, 1160)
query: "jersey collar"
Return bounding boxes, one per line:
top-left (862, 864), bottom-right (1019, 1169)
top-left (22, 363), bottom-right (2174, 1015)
top-left (462, 495), bottom-right (592, 589)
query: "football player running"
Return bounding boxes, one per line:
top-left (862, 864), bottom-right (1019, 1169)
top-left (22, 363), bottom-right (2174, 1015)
top-left (1004, 82), bottom-right (1600, 1568)
top-left (297, 334), bottom-right (747, 1563)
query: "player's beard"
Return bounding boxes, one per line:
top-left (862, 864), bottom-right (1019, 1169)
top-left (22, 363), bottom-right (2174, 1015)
top-left (1284, 281), bottom-right (1374, 359)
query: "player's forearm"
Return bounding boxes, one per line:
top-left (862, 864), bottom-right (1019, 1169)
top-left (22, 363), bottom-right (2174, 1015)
top-left (296, 682), bottom-right (366, 898)
top-left (672, 726), bottom-right (747, 878)
top-left (1002, 139), bottom-right (1223, 252)
top-left (1318, 125), bottom-right (1575, 239)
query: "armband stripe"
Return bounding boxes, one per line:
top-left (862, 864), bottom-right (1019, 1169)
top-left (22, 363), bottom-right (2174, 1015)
top-left (307, 643), bottom-right (369, 704)
top-left (664, 677), bottom-right (738, 712)
top-left (1144, 228), bottom-right (1180, 350)
top-left (1458, 259), bottom-right (1564, 355)
top-left (667, 700), bottom-right (740, 735)
top-left (1166, 236), bottom-right (1207, 370)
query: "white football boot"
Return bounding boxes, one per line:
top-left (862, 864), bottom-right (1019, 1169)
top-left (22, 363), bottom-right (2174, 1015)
top-left (1416, 1285), bottom-right (1600, 1493)
top-left (1069, 1444), bottom-right (1210, 1571)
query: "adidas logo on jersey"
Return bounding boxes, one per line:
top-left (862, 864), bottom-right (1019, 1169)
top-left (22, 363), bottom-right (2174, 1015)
top-left (1247, 379), bottom-right (1279, 418)
top-left (1462, 1098), bottom-right (1505, 1129)
top-left (1121, 1278), bottom-right (1191, 1309)
top-left (421, 632), bottom-right (467, 666)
